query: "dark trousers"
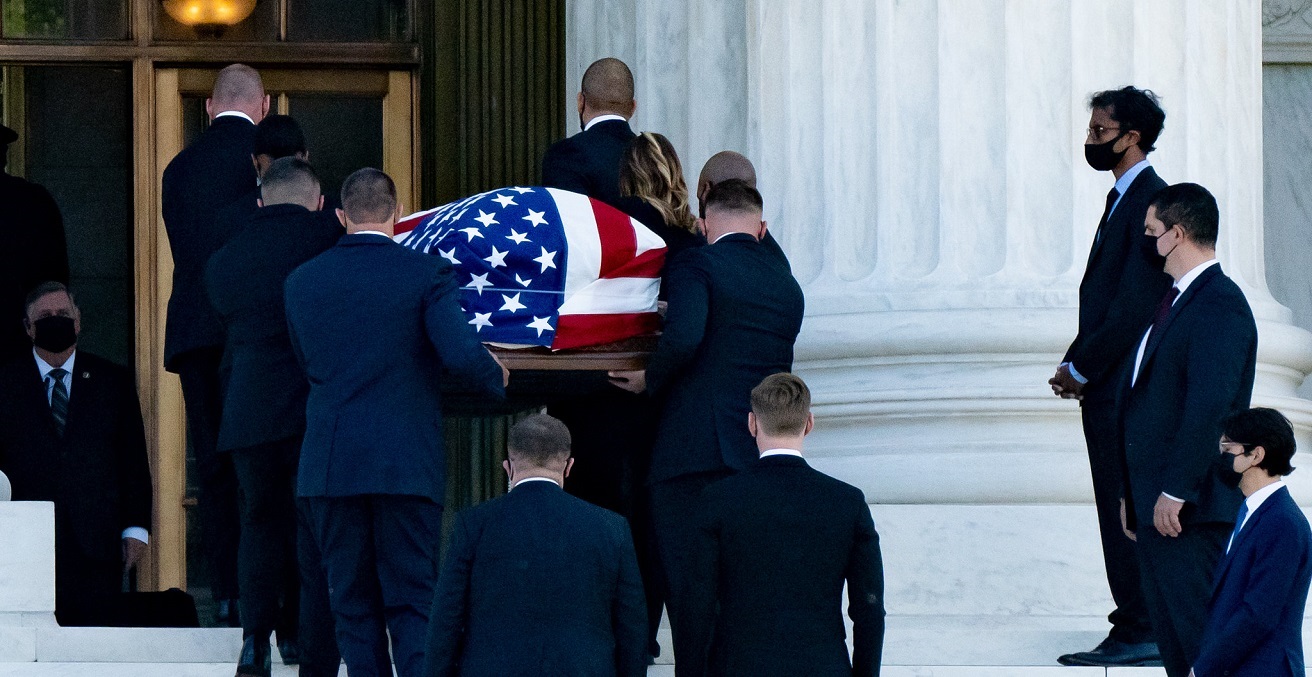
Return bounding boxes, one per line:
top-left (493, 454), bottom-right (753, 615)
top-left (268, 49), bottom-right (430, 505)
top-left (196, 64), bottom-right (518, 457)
top-left (305, 495), bottom-right (443, 677)
top-left (649, 469), bottom-right (733, 674)
top-left (175, 348), bottom-right (241, 601)
top-left (1136, 522), bottom-right (1229, 677)
top-left (231, 438), bottom-right (340, 675)
top-left (1081, 398), bottom-right (1153, 643)
top-left (550, 391), bottom-right (664, 655)
top-left (53, 536), bottom-right (121, 627)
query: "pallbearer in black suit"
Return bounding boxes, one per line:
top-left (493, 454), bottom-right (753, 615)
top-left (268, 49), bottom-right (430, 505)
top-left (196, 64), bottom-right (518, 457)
top-left (423, 414), bottom-right (647, 677)
top-left (684, 373), bottom-right (884, 677)
top-left (609, 180), bottom-right (805, 668)
top-left (540, 57), bottom-right (637, 207)
top-left (212, 115), bottom-right (313, 248)
top-left (285, 169), bottom-right (507, 677)
top-left (0, 282), bottom-right (151, 626)
top-left (1052, 87), bottom-right (1172, 668)
top-left (692, 151), bottom-right (786, 263)
top-left (162, 64), bottom-right (270, 623)
top-left (1121, 184), bottom-right (1256, 677)
top-left (205, 158), bottom-right (342, 677)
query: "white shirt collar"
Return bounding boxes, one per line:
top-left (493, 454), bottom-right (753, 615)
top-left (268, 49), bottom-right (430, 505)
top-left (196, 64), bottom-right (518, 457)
top-left (712, 231), bottom-right (756, 244)
top-left (352, 230), bottom-right (392, 239)
top-left (760, 448), bottom-right (803, 458)
top-left (1242, 480), bottom-right (1286, 522)
top-left (1113, 159), bottom-right (1151, 198)
top-left (1173, 259), bottom-right (1220, 299)
top-left (215, 110), bottom-right (254, 124)
top-left (34, 348), bottom-right (75, 380)
top-left (512, 476), bottom-right (561, 489)
top-left (584, 114), bottom-right (627, 131)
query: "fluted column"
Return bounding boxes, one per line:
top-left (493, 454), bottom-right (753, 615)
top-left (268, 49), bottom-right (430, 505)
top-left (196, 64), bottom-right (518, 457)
top-left (566, 0), bottom-right (1312, 504)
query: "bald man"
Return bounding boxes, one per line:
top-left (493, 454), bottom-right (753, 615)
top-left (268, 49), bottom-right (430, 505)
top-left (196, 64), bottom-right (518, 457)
top-left (696, 151), bottom-right (788, 265)
top-left (162, 62), bottom-right (270, 627)
top-left (541, 57), bottom-right (637, 206)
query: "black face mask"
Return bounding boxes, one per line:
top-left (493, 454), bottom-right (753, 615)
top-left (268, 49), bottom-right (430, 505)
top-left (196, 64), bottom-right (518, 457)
top-left (1084, 133), bottom-right (1127, 172)
top-left (32, 315), bottom-right (76, 353)
top-left (1216, 451), bottom-right (1247, 489)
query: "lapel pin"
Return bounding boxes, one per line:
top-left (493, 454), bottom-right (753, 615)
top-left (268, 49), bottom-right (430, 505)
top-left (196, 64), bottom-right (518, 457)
top-left (81, 371), bottom-right (90, 379)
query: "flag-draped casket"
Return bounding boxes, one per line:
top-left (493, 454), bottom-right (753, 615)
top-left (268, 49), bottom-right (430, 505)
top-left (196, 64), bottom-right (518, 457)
top-left (395, 187), bottom-right (666, 350)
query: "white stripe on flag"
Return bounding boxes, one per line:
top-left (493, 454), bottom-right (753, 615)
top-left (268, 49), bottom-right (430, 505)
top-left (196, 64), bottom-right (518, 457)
top-left (631, 215), bottom-right (666, 256)
top-left (547, 188), bottom-right (603, 295)
top-left (557, 277), bottom-right (661, 315)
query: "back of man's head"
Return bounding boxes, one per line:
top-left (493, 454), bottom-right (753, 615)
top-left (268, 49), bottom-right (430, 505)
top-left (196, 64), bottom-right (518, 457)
top-left (697, 151), bottom-right (757, 217)
top-left (507, 414), bottom-right (572, 468)
top-left (340, 168), bottom-right (397, 227)
top-left (581, 57), bottom-right (635, 117)
top-left (704, 178), bottom-right (763, 218)
top-left (1222, 407), bottom-right (1297, 477)
top-left (261, 157), bottom-right (321, 210)
top-left (210, 64), bottom-right (266, 120)
top-left (1089, 86), bottom-right (1165, 153)
top-left (751, 373), bottom-right (812, 438)
top-left (1149, 182), bottom-right (1219, 248)
top-left (254, 115), bottom-right (307, 160)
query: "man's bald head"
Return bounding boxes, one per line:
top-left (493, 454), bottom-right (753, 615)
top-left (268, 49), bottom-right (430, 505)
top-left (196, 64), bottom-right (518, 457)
top-left (207, 64), bottom-right (269, 123)
top-left (577, 57), bottom-right (636, 123)
top-left (697, 151), bottom-right (757, 217)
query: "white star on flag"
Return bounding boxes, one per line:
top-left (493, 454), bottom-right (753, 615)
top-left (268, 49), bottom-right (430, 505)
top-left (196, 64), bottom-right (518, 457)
top-left (492, 194), bottom-right (517, 209)
top-left (534, 247), bottom-right (557, 272)
top-left (499, 293), bottom-right (527, 313)
top-left (510, 187), bottom-right (534, 194)
top-left (505, 229), bottom-right (530, 245)
top-left (468, 312), bottom-right (493, 332)
top-left (523, 210), bottom-right (548, 228)
top-left (515, 273), bottom-right (533, 287)
top-left (474, 210), bottom-right (499, 228)
top-left (459, 227), bottom-right (484, 242)
top-left (466, 273), bottom-right (491, 295)
top-left (527, 316), bottom-right (554, 337)
top-left (438, 248), bottom-right (461, 265)
top-left (484, 246), bottom-right (509, 268)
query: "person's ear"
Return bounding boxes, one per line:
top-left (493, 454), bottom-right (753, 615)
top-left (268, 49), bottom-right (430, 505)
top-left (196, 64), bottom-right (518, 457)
top-left (696, 217), bottom-right (708, 238)
top-left (628, 98), bottom-right (637, 120)
top-left (502, 459), bottom-right (513, 482)
top-left (204, 98), bottom-right (214, 120)
top-left (336, 208), bottom-right (347, 228)
top-left (71, 306), bottom-right (81, 337)
top-left (564, 457), bottom-right (575, 479)
top-left (261, 94), bottom-right (271, 120)
top-left (23, 317), bottom-right (34, 342)
top-left (577, 92), bottom-right (586, 116)
top-left (316, 194), bottom-right (325, 212)
top-left (803, 412), bottom-right (814, 437)
top-left (256, 198), bottom-right (264, 208)
top-left (748, 412), bottom-right (758, 439)
top-left (758, 220), bottom-right (769, 241)
top-left (1119, 129), bottom-right (1140, 153)
top-left (1248, 445), bottom-right (1266, 470)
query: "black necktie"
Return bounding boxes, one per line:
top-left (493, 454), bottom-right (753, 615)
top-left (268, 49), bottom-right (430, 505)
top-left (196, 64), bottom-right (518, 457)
top-left (49, 367), bottom-right (68, 436)
top-left (1094, 187), bottom-right (1120, 246)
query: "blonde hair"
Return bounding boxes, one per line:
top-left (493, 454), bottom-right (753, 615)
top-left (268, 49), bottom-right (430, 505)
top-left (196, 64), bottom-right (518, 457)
top-left (619, 132), bottom-right (697, 233)
top-left (750, 373), bottom-right (812, 436)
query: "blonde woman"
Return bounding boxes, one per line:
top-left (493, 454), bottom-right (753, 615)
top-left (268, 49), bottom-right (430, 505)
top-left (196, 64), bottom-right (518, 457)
top-left (616, 131), bottom-right (703, 264)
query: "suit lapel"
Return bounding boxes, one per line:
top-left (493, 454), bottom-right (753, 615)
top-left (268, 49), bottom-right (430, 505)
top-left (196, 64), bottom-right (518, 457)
top-left (62, 358), bottom-right (94, 441)
top-left (1211, 487), bottom-right (1289, 595)
top-left (1085, 167), bottom-right (1157, 269)
top-left (1136, 265), bottom-right (1223, 384)
top-left (19, 358), bottom-right (62, 439)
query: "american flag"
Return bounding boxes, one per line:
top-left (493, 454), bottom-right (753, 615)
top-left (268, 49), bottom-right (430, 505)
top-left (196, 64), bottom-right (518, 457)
top-left (395, 187), bottom-right (667, 350)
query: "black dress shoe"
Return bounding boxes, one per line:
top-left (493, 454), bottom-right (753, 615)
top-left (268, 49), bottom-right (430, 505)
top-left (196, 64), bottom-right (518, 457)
top-left (277, 639), bottom-right (301, 666)
top-left (1057, 636), bottom-right (1162, 667)
top-left (216, 598), bottom-right (242, 628)
top-left (236, 636), bottom-right (272, 677)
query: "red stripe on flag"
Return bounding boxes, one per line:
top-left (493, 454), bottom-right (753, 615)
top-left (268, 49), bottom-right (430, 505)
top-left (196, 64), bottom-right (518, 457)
top-left (554, 312), bottom-right (662, 350)
top-left (602, 248), bottom-right (665, 280)
top-left (591, 198), bottom-right (637, 278)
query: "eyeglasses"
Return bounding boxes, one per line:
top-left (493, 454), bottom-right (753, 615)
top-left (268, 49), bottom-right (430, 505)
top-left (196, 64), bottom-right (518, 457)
top-left (1086, 125), bottom-right (1122, 140)
top-left (1219, 440), bottom-right (1253, 456)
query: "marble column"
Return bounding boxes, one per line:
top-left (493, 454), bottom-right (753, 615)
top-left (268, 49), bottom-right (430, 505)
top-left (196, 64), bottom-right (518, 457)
top-left (566, 0), bottom-right (1312, 504)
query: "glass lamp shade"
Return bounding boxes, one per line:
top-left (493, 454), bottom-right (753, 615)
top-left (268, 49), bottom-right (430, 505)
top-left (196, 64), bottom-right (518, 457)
top-left (161, 0), bottom-right (257, 36)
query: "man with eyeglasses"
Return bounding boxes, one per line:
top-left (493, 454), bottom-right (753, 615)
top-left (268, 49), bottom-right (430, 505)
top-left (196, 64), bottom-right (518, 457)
top-left (1190, 408), bottom-right (1310, 677)
top-left (1052, 86), bottom-right (1173, 668)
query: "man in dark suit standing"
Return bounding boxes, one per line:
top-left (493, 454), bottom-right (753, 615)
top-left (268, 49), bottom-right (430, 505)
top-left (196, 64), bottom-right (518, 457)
top-left (211, 114), bottom-right (312, 252)
top-left (162, 63), bottom-right (269, 624)
top-left (683, 373), bottom-right (883, 677)
top-left (1051, 86), bottom-right (1172, 668)
top-left (206, 158), bottom-right (341, 677)
top-left (1192, 407), bottom-right (1311, 677)
top-left (285, 168), bottom-right (507, 677)
top-left (0, 281), bottom-right (151, 626)
top-left (0, 125), bottom-right (69, 364)
top-left (423, 414), bottom-right (647, 677)
top-left (1121, 183), bottom-right (1256, 677)
top-left (540, 57), bottom-right (637, 207)
top-left (609, 179), bottom-right (805, 667)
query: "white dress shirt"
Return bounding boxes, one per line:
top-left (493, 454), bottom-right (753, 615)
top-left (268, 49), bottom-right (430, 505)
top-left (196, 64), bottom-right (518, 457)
top-left (1227, 480), bottom-right (1286, 553)
top-left (214, 110), bottom-right (254, 124)
top-left (512, 476), bottom-right (561, 489)
top-left (760, 448), bottom-right (803, 458)
top-left (583, 113), bottom-right (627, 131)
top-left (352, 230), bottom-right (392, 239)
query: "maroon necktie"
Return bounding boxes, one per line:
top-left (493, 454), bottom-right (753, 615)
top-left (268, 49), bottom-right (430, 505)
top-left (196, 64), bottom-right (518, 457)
top-left (1150, 286), bottom-right (1180, 333)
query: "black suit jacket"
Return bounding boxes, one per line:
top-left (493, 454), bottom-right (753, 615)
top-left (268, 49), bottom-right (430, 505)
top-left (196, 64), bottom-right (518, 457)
top-left (1064, 166), bottom-right (1172, 399)
top-left (541, 119), bottom-right (636, 207)
top-left (285, 233), bottom-right (505, 500)
top-left (204, 203), bottom-right (343, 452)
top-left (161, 115), bottom-right (259, 370)
top-left (684, 455), bottom-right (885, 677)
top-left (424, 480), bottom-right (647, 677)
top-left (0, 351), bottom-right (152, 564)
top-left (0, 172), bottom-right (68, 363)
top-left (645, 233), bottom-right (805, 483)
top-left (1122, 265), bottom-right (1255, 529)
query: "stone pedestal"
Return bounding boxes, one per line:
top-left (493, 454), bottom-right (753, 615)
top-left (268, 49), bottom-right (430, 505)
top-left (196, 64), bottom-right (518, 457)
top-left (567, 0), bottom-right (1312, 504)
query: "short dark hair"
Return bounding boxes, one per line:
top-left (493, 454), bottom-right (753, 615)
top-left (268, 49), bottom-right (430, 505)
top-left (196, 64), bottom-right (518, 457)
top-left (751, 373), bottom-right (811, 436)
top-left (581, 57), bottom-right (635, 115)
top-left (24, 281), bottom-right (76, 319)
top-left (340, 168), bottom-right (397, 224)
top-left (703, 178), bottom-right (763, 216)
top-left (1222, 407), bottom-right (1296, 477)
top-left (254, 115), bottom-right (307, 158)
top-left (1149, 182), bottom-right (1219, 248)
top-left (261, 156), bottom-right (320, 205)
top-left (507, 414), bottom-right (572, 466)
top-left (1089, 86), bottom-right (1165, 153)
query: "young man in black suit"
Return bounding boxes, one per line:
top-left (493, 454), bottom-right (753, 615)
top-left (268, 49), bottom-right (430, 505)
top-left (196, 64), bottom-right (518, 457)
top-left (609, 179), bottom-right (805, 667)
top-left (683, 373), bottom-right (884, 677)
top-left (540, 57), bottom-right (637, 207)
top-left (206, 158), bottom-right (341, 677)
top-left (0, 282), bottom-right (152, 626)
top-left (1052, 86), bottom-right (1172, 668)
top-left (285, 168), bottom-right (507, 677)
top-left (1121, 183), bottom-right (1256, 677)
top-left (161, 63), bottom-right (270, 624)
top-left (423, 414), bottom-right (647, 677)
